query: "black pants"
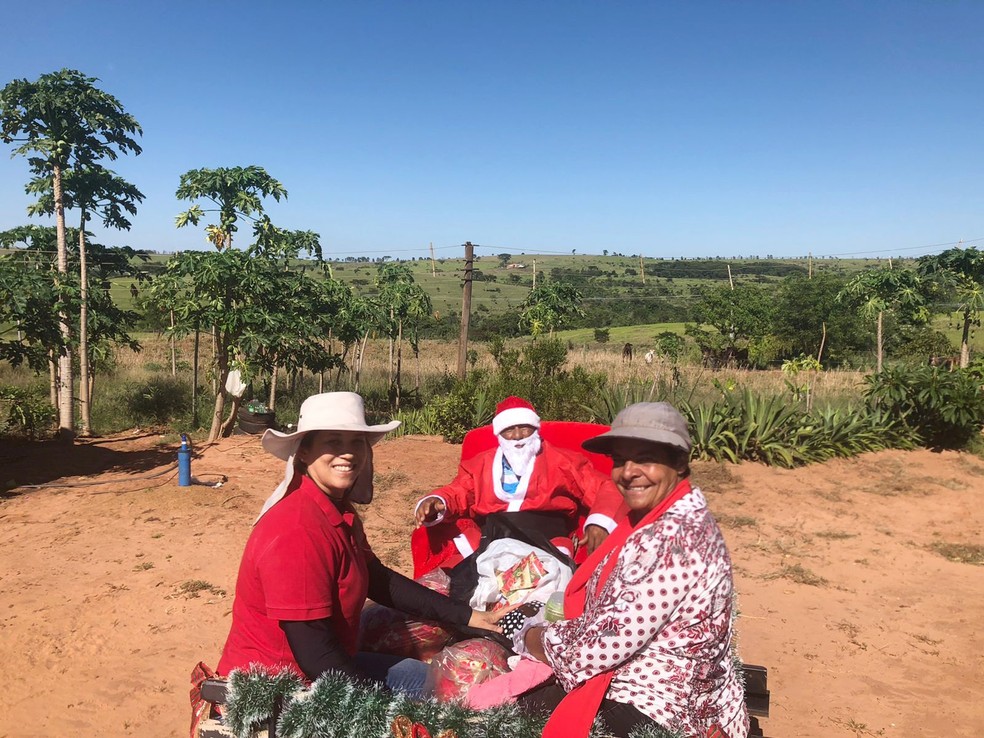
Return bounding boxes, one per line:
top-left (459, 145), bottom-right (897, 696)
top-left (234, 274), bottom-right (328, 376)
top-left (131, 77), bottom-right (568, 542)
top-left (517, 682), bottom-right (657, 737)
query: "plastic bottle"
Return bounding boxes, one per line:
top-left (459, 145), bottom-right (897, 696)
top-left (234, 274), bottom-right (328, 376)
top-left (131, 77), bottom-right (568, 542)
top-left (178, 434), bottom-right (192, 487)
top-left (544, 590), bottom-right (565, 622)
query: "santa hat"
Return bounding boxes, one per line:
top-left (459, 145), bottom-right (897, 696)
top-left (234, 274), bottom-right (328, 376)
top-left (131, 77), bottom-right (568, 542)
top-left (492, 396), bottom-right (541, 435)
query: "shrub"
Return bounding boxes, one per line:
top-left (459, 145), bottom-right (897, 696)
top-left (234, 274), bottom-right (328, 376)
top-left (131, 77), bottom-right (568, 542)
top-left (0, 385), bottom-right (55, 438)
top-left (863, 365), bottom-right (984, 450)
top-left (120, 376), bottom-right (193, 427)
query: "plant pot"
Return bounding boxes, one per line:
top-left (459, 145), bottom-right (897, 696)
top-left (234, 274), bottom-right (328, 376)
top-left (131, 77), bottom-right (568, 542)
top-left (237, 407), bottom-right (276, 435)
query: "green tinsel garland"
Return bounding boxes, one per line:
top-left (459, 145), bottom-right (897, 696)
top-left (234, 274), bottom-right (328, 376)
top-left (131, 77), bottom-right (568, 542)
top-left (223, 667), bottom-right (683, 738)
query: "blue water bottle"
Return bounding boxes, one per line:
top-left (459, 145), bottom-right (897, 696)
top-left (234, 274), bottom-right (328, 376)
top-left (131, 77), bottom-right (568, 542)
top-left (178, 434), bottom-right (192, 487)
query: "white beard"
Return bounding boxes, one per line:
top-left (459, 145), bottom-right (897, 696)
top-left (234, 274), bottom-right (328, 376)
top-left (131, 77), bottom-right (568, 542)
top-left (499, 430), bottom-right (542, 478)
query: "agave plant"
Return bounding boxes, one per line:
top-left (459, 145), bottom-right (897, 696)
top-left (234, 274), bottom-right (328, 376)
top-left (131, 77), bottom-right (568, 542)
top-left (682, 401), bottom-right (740, 463)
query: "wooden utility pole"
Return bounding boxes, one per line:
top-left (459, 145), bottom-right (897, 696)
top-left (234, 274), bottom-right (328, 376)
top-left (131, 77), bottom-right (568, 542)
top-left (727, 264), bottom-right (734, 290)
top-left (532, 258), bottom-right (537, 288)
top-left (429, 242), bottom-right (437, 276)
top-left (808, 251), bottom-right (813, 279)
top-left (457, 241), bottom-right (474, 380)
top-left (640, 255), bottom-right (646, 285)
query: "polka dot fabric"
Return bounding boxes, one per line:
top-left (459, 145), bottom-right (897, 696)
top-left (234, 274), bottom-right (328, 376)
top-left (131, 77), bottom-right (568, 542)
top-left (498, 600), bottom-right (544, 638)
top-left (541, 488), bottom-right (750, 738)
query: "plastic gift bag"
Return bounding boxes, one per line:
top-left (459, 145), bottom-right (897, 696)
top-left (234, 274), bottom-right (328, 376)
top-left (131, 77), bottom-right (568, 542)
top-left (470, 538), bottom-right (573, 611)
top-left (359, 568), bottom-right (455, 662)
top-left (429, 637), bottom-right (512, 701)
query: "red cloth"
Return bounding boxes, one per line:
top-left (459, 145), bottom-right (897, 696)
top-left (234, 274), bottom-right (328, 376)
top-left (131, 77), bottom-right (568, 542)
top-left (542, 478), bottom-right (693, 738)
top-left (410, 517), bottom-right (481, 579)
top-left (218, 475), bottom-right (374, 677)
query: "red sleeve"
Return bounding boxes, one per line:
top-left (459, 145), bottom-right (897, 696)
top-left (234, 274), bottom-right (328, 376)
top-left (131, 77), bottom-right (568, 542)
top-left (256, 526), bottom-right (341, 621)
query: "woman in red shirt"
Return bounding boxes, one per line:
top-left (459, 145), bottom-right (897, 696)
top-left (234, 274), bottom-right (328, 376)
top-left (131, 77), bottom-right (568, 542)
top-left (218, 392), bottom-right (507, 696)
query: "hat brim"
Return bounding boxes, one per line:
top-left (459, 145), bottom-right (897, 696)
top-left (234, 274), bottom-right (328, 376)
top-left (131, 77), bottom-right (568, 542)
top-left (582, 426), bottom-right (691, 456)
top-left (261, 421), bottom-right (401, 461)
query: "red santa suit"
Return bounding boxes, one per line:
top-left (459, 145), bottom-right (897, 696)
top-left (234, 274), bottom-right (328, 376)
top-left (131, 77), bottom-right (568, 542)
top-left (411, 398), bottom-right (623, 577)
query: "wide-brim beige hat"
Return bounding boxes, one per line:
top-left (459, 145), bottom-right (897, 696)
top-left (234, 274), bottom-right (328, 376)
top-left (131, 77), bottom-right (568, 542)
top-left (255, 392), bottom-right (400, 521)
top-left (261, 391), bottom-right (400, 460)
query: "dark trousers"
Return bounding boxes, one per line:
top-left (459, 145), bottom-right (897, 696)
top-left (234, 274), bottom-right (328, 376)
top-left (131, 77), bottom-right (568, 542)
top-left (517, 682), bottom-right (658, 737)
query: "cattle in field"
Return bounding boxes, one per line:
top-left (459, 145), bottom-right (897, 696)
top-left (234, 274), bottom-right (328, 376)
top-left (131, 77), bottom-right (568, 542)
top-left (622, 343), bottom-right (633, 362)
top-left (644, 350), bottom-right (655, 365)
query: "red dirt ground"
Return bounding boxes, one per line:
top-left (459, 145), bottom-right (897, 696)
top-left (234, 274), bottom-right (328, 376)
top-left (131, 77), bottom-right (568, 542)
top-left (1, 432), bottom-right (982, 737)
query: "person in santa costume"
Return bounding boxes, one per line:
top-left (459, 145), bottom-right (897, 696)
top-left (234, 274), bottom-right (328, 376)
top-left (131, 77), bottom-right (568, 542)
top-left (411, 396), bottom-right (623, 577)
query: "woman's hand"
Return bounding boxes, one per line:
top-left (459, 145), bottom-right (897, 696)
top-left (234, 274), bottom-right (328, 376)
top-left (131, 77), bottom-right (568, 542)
top-left (523, 625), bottom-right (549, 663)
top-left (414, 496), bottom-right (446, 526)
top-left (467, 603), bottom-right (520, 633)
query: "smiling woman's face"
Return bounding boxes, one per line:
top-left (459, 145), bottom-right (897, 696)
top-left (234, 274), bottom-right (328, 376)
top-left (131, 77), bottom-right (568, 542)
top-left (610, 439), bottom-right (687, 514)
top-left (297, 430), bottom-right (369, 499)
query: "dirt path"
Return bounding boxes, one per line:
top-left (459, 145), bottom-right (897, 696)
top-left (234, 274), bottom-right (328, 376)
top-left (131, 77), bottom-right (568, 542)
top-left (0, 433), bottom-right (981, 737)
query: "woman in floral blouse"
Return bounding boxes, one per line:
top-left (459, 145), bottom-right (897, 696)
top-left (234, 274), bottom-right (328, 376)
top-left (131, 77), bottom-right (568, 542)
top-left (514, 402), bottom-right (749, 738)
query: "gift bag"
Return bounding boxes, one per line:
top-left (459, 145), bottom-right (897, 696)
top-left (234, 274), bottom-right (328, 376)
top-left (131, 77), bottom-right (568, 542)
top-left (359, 568), bottom-right (456, 662)
top-left (429, 637), bottom-right (512, 701)
top-left (470, 538), bottom-right (573, 611)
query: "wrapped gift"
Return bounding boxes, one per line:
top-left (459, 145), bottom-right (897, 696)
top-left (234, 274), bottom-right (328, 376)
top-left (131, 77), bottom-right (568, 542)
top-left (494, 551), bottom-right (547, 606)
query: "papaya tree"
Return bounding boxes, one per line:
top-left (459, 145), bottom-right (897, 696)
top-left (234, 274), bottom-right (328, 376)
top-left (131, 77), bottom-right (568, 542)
top-left (170, 166), bottom-right (290, 441)
top-left (838, 267), bottom-right (928, 372)
top-left (519, 280), bottom-right (584, 337)
top-left (26, 166), bottom-right (144, 434)
top-left (1, 69), bottom-right (142, 437)
top-left (918, 246), bottom-right (984, 368)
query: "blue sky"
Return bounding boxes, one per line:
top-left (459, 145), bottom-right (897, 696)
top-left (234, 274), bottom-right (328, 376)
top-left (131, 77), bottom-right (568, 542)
top-left (1, 1), bottom-right (981, 260)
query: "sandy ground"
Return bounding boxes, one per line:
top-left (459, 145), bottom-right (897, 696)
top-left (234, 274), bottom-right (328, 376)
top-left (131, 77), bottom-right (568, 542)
top-left (1, 432), bottom-right (982, 738)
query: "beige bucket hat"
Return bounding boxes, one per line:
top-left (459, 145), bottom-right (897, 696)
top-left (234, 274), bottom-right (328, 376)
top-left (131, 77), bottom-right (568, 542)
top-left (582, 401), bottom-right (692, 456)
top-left (256, 392), bottom-right (400, 521)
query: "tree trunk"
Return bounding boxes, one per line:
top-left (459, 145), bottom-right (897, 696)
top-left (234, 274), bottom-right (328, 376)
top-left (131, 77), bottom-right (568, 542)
top-left (192, 326), bottom-right (200, 428)
top-left (78, 219), bottom-right (92, 436)
top-left (355, 332), bottom-right (370, 393)
top-left (48, 352), bottom-right (58, 408)
top-left (220, 394), bottom-right (243, 438)
top-left (53, 163), bottom-right (74, 439)
top-left (960, 309), bottom-right (971, 368)
top-left (876, 311), bottom-right (883, 374)
top-left (394, 320), bottom-right (403, 411)
top-left (207, 328), bottom-right (229, 442)
top-left (269, 362), bottom-right (279, 411)
top-left (170, 310), bottom-right (177, 377)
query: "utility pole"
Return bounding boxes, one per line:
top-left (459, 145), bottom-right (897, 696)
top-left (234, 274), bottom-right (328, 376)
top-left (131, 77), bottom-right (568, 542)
top-left (727, 264), bottom-right (734, 290)
top-left (808, 251), bottom-right (813, 279)
top-left (640, 255), bottom-right (646, 285)
top-left (457, 241), bottom-right (474, 380)
top-left (429, 242), bottom-right (437, 277)
top-left (532, 258), bottom-right (537, 289)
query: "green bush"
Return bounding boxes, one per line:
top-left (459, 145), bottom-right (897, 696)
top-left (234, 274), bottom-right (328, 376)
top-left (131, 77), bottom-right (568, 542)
top-left (0, 385), bottom-right (55, 438)
top-left (127, 376), bottom-right (193, 425)
top-left (864, 365), bottom-right (984, 450)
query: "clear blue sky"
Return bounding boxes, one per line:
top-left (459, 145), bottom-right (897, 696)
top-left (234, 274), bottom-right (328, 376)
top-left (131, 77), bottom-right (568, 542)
top-left (1, 1), bottom-right (981, 260)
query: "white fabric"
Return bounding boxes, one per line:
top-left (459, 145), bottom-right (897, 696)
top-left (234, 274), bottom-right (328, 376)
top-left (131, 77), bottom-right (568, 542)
top-left (491, 447), bottom-right (534, 510)
top-left (470, 538), bottom-right (573, 610)
top-left (492, 406), bottom-right (540, 435)
top-left (224, 369), bottom-right (246, 398)
top-left (498, 430), bottom-right (541, 479)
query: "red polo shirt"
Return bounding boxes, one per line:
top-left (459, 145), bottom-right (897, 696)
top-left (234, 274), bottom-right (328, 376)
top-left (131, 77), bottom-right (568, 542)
top-left (218, 475), bottom-right (372, 677)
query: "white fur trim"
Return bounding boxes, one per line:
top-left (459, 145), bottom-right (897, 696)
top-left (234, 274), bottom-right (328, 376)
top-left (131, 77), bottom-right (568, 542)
top-left (415, 495), bottom-right (448, 527)
top-left (492, 407), bottom-right (541, 435)
top-left (583, 513), bottom-right (617, 534)
top-left (453, 533), bottom-right (476, 558)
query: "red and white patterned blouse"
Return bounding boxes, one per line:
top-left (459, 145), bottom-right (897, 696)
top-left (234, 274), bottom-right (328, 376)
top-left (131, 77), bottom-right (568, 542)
top-left (541, 488), bottom-right (749, 738)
